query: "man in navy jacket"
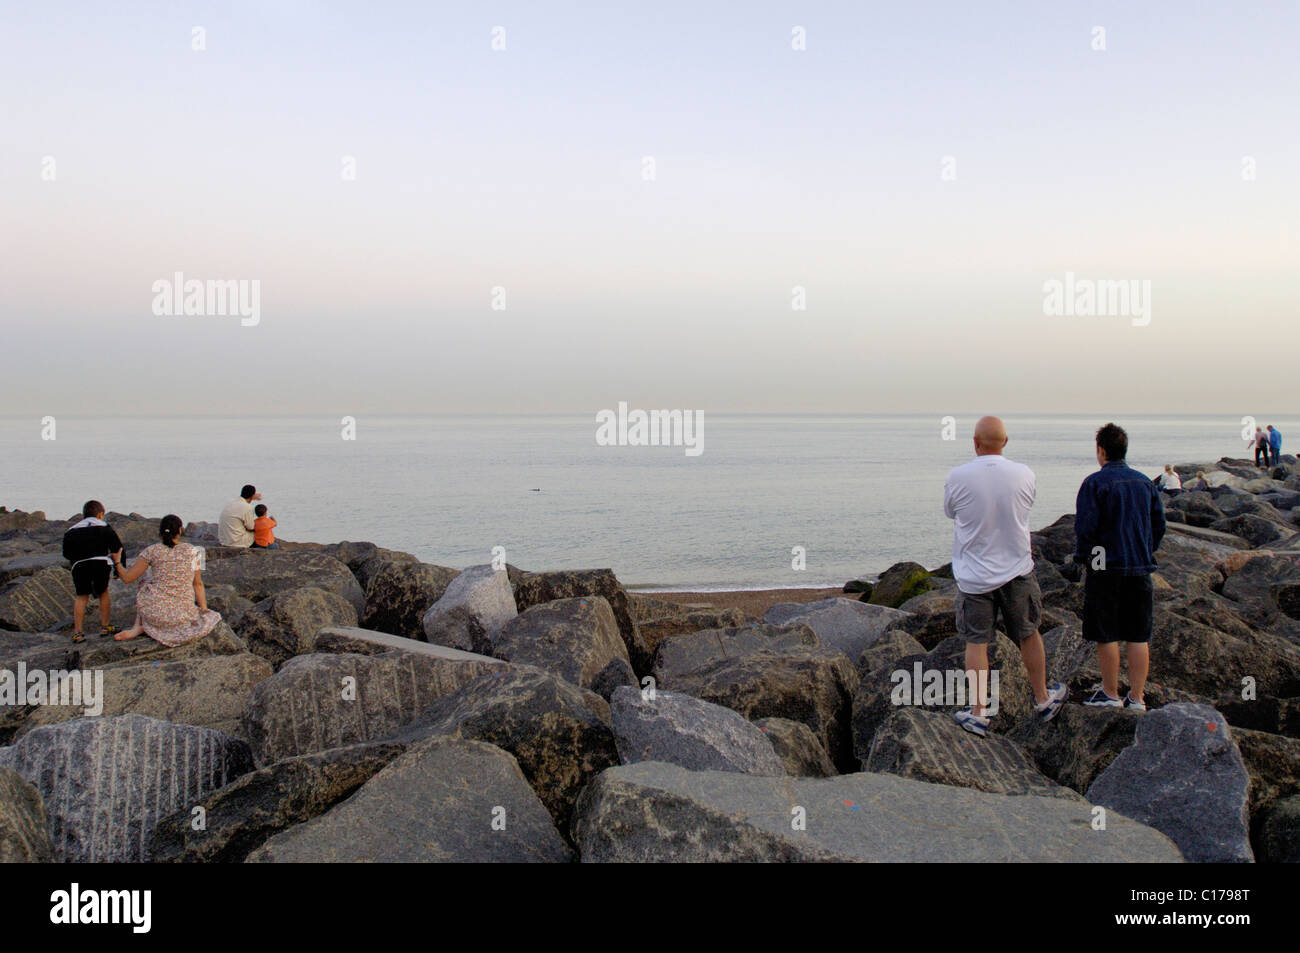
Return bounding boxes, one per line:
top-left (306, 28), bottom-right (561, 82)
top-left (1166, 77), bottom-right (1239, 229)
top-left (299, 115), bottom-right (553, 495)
top-left (1073, 423), bottom-right (1165, 711)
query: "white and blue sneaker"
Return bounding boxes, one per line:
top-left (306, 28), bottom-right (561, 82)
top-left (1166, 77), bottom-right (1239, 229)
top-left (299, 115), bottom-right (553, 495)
top-left (1083, 686), bottom-right (1123, 707)
top-left (953, 709), bottom-right (990, 737)
top-left (1124, 693), bottom-right (1147, 712)
top-left (1036, 682), bottom-right (1069, 722)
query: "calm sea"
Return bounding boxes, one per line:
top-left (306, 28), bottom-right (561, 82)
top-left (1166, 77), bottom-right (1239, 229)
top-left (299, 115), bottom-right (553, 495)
top-left (0, 414), bottom-right (1285, 590)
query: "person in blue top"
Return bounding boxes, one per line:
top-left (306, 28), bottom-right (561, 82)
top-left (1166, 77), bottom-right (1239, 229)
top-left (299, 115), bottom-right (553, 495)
top-left (1267, 425), bottom-right (1282, 467)
top-left (1072, 423), bottom-right (1165, 712)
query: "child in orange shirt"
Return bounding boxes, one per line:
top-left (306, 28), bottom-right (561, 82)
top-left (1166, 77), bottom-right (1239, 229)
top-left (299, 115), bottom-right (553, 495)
top-left (251, 504), bottom-right (279, 550)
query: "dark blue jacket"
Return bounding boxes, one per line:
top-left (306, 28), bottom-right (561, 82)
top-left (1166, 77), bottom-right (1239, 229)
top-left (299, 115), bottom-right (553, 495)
top-left (1074, 461), bottom-right (1165, 574)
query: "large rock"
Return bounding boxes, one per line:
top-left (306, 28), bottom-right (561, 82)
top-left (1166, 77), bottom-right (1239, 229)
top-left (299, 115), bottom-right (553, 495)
top-left (349, 548), bottom-right (418, 590)
top-left (0, 714), bottom-right (253, 862)
top-left (852, 634), bottom-right (1033, 762)
top-left (651, 622), bottom-right (818, 685)
top-left (865, 707), bottom-right (1077, 799)
top-left (0, 766), bottom-right (54, 862)
top-left (234, 586), bottom-right (359, 669)
top-left (856, 627), bottom-right (927, 679)
top-left (657, 634), bottom-right (858, 771)
top-left (610, 685), bottom-right (784, 776)
top-left (752, 717), bottom-right (836, 777)
top-left (0, 552), bottom-right (65, 586)
top-left (763, 598), bottom-right (910, 663)
top-left (572, 762), bottom-right (1182, 862)
top-left (149, 741), bottom-right (405, 862)
top-left (203, 551), bottom-right (364, 615)
top-left (1259, 795), bottom-right (1300, 863)
top-left (513, 569), bottom-right (649, 674)
top-left (246, 737), bottom-right (572, 862)
top-left (392, 666), bottom-right (616, 835)
top-left (1086, 703), bottom-right (1253, 863)
top-left (242, 646), bottom-right (504, 764)
top-left (1231, 728), bottom-right (1300, 843)
top-left (19, 651), bottom-right (272, 738)
top-left (1008, 704), bottom-right (1141, 794)
top-left (421, 564), bottom-right (518, 653)
top-left (360, 561), bottom-right (459, 639)
top-left (1211, 514), bottom-right (1285, 547)
top-left (867, 562), bottom-right (933, 608)
top-left (0, 566), bottom-right (74, 632)
top-left (637, 606), bottom-right (752, 657)
top-left (488, 597), bottom-right (630, 695)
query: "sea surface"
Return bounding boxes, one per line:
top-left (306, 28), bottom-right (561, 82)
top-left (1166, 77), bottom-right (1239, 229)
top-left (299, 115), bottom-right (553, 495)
top-left (0, 414), bottom-right (1286, 590)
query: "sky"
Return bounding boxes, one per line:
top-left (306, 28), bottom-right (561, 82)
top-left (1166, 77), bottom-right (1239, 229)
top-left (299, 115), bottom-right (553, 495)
top-left (2, 1), bottom-right (1297, 416)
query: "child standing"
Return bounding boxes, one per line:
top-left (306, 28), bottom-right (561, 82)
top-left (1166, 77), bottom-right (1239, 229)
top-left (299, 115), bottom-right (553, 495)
top-left (62, 500), bottom-right (124, 642)
top-left (252, 504), bottom-right (278, 550)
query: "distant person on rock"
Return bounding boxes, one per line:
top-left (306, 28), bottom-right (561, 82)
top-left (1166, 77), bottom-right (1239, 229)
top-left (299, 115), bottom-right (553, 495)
top-left (943, 415), bottom-right (1068, 737)
top-left (1254, 428), bottom-right (1270, 468)
top-left (61, 500), bottom-right (124, 642)
top-left (1157, 465), bottom-right (1182, 493)
top-left (1187, 470), bottom-right (1209, 492)
top-left (1073, 423), bottom-right (1165, 712)
top-left (111, 515), bottom-right (221, 645)
top-left (1268, 425), bottom-right (1282, 467)
top-left (251, 504), bottom-right (278, 550)
top-left (218, 484), bottom-right (262, 547)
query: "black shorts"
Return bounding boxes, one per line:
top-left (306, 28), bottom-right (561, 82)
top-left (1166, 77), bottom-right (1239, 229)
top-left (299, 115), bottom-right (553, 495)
top-left (1083, 569), bottom-right (1153, 644)
top-left (71, 561), bottom-right (112, 597)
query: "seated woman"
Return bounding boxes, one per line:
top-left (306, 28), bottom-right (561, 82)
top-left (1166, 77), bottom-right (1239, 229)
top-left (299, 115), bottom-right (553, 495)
top-left (111, 515), bottom-right (221, 644)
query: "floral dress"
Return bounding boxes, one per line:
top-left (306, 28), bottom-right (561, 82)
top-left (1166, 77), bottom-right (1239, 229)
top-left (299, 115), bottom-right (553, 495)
top-left (135, 543), bottom-right (221, 646)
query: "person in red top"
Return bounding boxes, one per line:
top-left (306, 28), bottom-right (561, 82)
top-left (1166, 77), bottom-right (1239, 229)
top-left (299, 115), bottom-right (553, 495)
top-left (252, 504), bottom-right (279, 550)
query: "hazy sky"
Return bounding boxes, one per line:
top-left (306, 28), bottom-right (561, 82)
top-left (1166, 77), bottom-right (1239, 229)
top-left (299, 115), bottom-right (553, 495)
top-left (2, 2), bottom-right (1296, 415)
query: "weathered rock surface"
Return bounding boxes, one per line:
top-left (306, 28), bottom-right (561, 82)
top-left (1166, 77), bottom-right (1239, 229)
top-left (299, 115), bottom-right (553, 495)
top-left (637, 606), bottom-right (752, 657)
top-left (149, 741), bottom-right (405, 862)
top-left (203, 551), bottom-right (364, 615)
top-left (763, 598), bottom-right (910, 664)
top-left (1258, 794), bottom-right (1300, 863)
top-left (0, 714), bottom-right (252, 862)
top-left (513, 569), bottom-right (648, 674)
top-left (1086, 703), bottom-right (1253, 863)
top-left (487, 597), bottom-right (630, 695)
top-left (865, 707), bottom-right (1077, 799)
top-left (867, 561), bottom-right (932, 608)
top-left (0, 766), bottom-right (54, 862)
top-left (752, 717), bottom-right (836, 777)
top-left (246, 737), bottom-right (572, 862)
top-left (1008, 704), bottom-right (1141, 794)
top-left (234, 586), bottom-right (358, 669)
top-left (610, 685), bottom-right (784, 776)
top-left (392, 666), bottom-right (616, 835)
top-left (572, 762), bottom-right (1182, 862)
top-left (360, 561), bottom-right (458, 639)
top-left (856, 627), bottom-right (926, 679)
top-left (19, 652), bottom-right (273, 738)
top-left (421, 564), bottom-right (518, 652)
top-left (0, 566), bottom-right (74, 632)
top-left (657, 635), bottom-right (858, 771)
top-left (651, 622), bottom-right (818, 685)
top-left (242, 646), bottom-right (504, 764)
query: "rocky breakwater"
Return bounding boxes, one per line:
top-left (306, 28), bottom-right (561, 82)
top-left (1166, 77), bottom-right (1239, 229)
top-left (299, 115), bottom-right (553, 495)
top-left (1, 457), bottom-right (1298, 863)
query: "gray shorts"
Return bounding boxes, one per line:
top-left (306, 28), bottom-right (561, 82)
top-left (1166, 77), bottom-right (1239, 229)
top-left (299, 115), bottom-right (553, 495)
top-left (955, 572), bottom-right (1042, 645)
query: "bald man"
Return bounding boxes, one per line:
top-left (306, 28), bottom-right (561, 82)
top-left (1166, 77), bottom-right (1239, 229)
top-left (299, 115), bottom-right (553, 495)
top-left (943, 416), bottom-right (1067, 736)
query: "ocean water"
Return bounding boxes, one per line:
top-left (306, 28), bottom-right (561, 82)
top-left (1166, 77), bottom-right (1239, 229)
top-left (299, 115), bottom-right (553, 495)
top-left (0, 414), bottom-right (1286, 590)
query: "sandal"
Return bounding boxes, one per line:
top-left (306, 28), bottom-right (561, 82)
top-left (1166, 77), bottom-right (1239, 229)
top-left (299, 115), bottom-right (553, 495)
top-left (71, 632), bottom-right (85, 643)
top-left (102, 625), bottom-right (121, 638)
